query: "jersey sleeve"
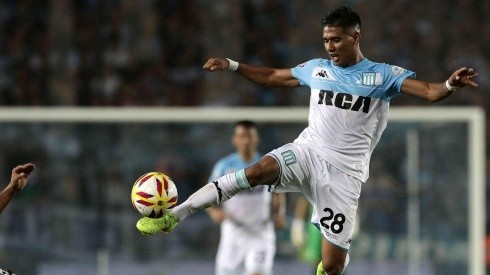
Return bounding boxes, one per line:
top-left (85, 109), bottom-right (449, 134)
top-left (383, 64), bottom-right (416, 99)
top-left (208, 159), bottom-right (225, 182)
top-left (291, 59), bottom-right (322, 86)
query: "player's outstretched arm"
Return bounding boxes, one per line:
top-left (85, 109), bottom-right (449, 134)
top-left (0, 163), bottom-right (35, 214)
top-left (401, 67), bottom-right (478, 102)
top-left (203, 58), bottom-right (300, 88)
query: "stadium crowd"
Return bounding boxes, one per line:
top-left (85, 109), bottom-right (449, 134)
top-left (1, 0), bottom-right (488, 155)
top-left (0, 0), bottom-right (488, 273)
top-left (1, 1), bottom-right (488, 108)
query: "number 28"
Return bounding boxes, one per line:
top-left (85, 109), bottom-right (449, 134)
top-left (320, 207), bottom-right (346, 234)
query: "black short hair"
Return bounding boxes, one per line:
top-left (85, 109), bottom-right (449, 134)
top-left (234, 120), bottom-right (257, 130)
top-left (321, 5), bottom-right (361, 30)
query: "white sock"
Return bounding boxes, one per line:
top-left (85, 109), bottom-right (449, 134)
top-left (171, 169), bottom-right (251, 221)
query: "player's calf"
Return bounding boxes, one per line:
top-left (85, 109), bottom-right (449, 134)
top-left (316, 254), bottom-right (350, 275)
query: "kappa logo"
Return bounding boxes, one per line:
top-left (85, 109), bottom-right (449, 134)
top-left (312, 67), bottom-right (335, 80)
top-left (316, 70), bottom-right (329, 78)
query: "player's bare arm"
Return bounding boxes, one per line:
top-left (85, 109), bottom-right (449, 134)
top-left (401, 67), bottom-right (478, 102)
top-left (271, 193), bottom-right (286, 229)
top-left (203, 58), bottom-right (300, 88)
top-left (0, 163), bottom-right (35, 214)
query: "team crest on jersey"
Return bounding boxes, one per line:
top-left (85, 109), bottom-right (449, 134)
top-left (390, 65), bottom-right (406, 75)
top-left (362, 72), bottom-right (376, 85)
top-left (281, 150), bottom-right (297, 166)
top-left (312, 67), bottom-right (335, 80)
top-left (361, 72), bottom-right (383, 86)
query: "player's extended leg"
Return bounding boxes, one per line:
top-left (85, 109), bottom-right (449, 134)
top-left (243, 155), bottom-right (280, 186)
top-left (136, 156), bottom-right (280, 235)
top-left (316, 238), bottom-right (349, 275)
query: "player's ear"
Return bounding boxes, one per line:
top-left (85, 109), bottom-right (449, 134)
top-left (353, 31), bottom-right (360, 43)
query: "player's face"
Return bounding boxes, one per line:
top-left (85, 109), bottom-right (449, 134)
top-left (323, 26), bottom-right (360, 67)
top-left (232, 126), bottom-right (259, 156)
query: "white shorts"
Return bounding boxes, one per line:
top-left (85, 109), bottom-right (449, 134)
top-left (216, 220), bottom-right (275, 275)
top-left (267, 143), bottom-right (362, 250)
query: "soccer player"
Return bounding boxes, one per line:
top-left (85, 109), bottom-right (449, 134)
top-left (0, 163), bottom-right (35, 215)
top-left (205, 120), bottom-right (285, 275)
top-left (137, 6), bottom-right (478, 275)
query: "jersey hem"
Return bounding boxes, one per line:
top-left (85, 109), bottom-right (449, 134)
top-left (294, 141), bottom-right (368, 182)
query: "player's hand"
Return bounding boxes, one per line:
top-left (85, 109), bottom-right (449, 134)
top-left (447, 67), bottom-right (478, 89)
top-left (203, 58), bottom-right (230, 72)
top-left (8, 163), bottom-right (35, 196)
top-left (290, 218), bottom-right (305, 249)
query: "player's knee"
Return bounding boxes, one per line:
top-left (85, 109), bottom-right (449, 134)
top-left (245, 156), bottom-right (279, 187)
top-left (322, 257), bottom-right (347, 275)
top-left (245, 164), bottom-right (266, 187)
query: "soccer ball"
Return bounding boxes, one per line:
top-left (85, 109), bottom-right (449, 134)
top-left (131, 172), bottom-right (178, 218)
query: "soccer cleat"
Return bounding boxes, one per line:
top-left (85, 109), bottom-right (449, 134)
top-left (136, 213), bottom-right (179, 235)
top-left (316, 261), bottom-right (325, 275)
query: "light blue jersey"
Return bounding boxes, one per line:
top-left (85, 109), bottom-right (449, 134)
top-left (209, 152), bottom-right (271, 227)
top-left (210, 152), bottom-right (277, 273)
top-left (291, 58), bottom-right (415, 181)
top-left (209, 152), bottom-right (262, 182)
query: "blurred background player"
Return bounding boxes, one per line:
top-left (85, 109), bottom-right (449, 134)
top-left (0, 163), bottom-right (35, 215)
top-left (290, 196), bottom-right (322, 275)
top-left (137, 5), bottom-right (478, 275)
top-left (205, 120), bottom-right (286, 275)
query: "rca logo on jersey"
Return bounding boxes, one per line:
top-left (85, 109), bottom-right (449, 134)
top-left (318, 89), bottom-right (371, 113)
top-left (312, 67), bottom-right (335, 80)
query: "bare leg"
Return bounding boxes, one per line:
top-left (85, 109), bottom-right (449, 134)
top-left (317, 237), bottom-right (348, 275)
top-left (136, 155), bottom-right (283, 235)
top-left (245, 155), bottom-right (280, 187)
top-left (171, 155), bottom-right (280, 222)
